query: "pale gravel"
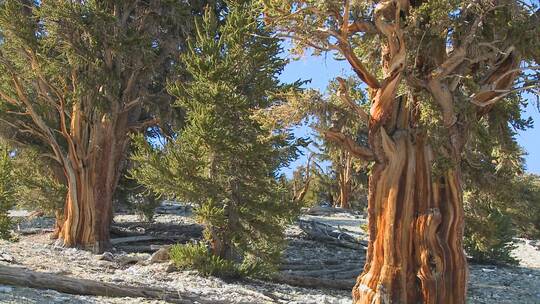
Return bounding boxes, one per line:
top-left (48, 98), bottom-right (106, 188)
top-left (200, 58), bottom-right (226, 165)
top-left (0, 212), bottom-right (539, 303)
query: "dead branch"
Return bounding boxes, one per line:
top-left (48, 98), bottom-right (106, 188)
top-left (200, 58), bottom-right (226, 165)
top-left (321, 129), bottom-right (375, 161)
top-left (293, 153), bottom-right (315, 203)
top-left (271, 273), bottom-right (354, 290)
top-left (336, 77), bottom-right (369, 122)
top-left (110, 235), bottom-right (190, 245)
top-left (298, 219), bottom-right (368, 250)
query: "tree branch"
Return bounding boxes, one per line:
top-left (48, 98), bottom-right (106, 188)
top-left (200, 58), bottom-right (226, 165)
top-left (293, 153), bottom-right (314, 203)
top-left (431, 4), bottom-right (501, 79)
top-left (128, 117), bottom-right (159, 132)
top-left (336, 77), bottom-right (369, 122)
top-left (321, 128), bottom-right (375, 161)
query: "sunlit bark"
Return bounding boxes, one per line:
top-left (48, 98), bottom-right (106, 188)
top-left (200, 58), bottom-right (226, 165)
top-left (57, 105), bottom-right (130, 252)
top-left (352, 113), bottom-right (467, 303)
top-left (262, 0), bottom-right (533, 301)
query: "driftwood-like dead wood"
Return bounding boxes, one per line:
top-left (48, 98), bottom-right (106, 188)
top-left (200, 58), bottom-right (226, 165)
top-left (304, 206), bottom-right (360, 216)
top-left (283, 267), bottom-right (360, 279)
top-left (298, 219), bottom-right (368, 250)
top-left (282, 265), bottom-right (362, 278)
top-left (114, 244), bottom-right (167, 253)
top-left (110, 226), bottom-right (144, 237)
top-left (272, 273), bottom-right (354, 290)
top-left (15, 228), bottom-right (55, 235)
top-left (0, 265), bottom-right (223, 304)
top-left (110, 235), bottom-right (190, 245)
top-left (279, 262), bottom-right (362, 271)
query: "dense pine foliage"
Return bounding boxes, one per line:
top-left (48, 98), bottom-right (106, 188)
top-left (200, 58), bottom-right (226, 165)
top-left (0, 1), bottom-right (538, 302)
top-left (131, 3), bottom-right (303, 272)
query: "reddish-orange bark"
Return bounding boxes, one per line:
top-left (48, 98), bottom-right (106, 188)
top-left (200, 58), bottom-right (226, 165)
top-left (57, 107), bottom-right (130, 253)
top-left (352, 124), bottom-right (467, 303)
top-left (262, 0), bottom-right (528, 302)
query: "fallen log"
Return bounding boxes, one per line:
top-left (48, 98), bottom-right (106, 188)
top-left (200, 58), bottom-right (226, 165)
top-left (304, 206), bottom-right (361, 217)
top-left (298, 219), bottom-right (368, 250)
top-left (272, 273), bottom-right (354, 290)
top-left (15, 228), bottom-right (54, 235)
top-left (110, 235), bottom-right (189, 245)
top-left (279, 263), bottom-right (327, 271)
top-left (110, 226), bottom-right (144, 237)
top-left (114, 244), bottom-right (167, 253)
top-left (281, 267), bottom-right (361, 278)
top-left (279, 262), bottom-right (362, 271)
top-left (0, 265), bottom-right (222, 304)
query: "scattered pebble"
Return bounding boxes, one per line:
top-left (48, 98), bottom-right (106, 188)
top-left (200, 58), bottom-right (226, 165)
top-left (0, 285), bottom-right (13, 293)
top-left (0, 212), bottom-right (538, 303)
top-left (97, 252), bottom-right (115, 262)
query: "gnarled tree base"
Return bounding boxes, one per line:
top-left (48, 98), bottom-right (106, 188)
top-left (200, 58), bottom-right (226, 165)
top-left (352, 131), bottom-right (467, 304)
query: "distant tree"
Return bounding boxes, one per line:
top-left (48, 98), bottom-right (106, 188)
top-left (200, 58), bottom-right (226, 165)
top-left (261, 0), bottom-right (539, 303)
top-left (115, 158), bottom-right (160, 222)
top-left (463, 171), bottom-right (540, 260)
top-left (463, 189), bottom-right (518, 265)
top-left (131, 3), bottom-right (302, 270)
top-left (0, 1), bottom-right (203, 251)
top-left (506, 174), bottom-right (540, 238)
top-left (312, 78), bottom-right (369, 209)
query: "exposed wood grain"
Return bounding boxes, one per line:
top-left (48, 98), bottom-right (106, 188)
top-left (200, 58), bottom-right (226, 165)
top-left (0, 265), bottom-right (223, 304)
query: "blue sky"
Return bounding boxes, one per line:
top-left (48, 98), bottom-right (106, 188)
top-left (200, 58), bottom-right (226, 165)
top-left (278, 52), bottom-right (540, 176)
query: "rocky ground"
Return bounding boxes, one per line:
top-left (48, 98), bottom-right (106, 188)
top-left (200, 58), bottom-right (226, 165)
top-left (1, 207), bottom-right (539, 303)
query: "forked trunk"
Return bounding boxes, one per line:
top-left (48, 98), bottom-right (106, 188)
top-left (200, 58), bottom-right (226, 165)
top-left (352, 126), bottom-right (467, 303)
top-left (338, 151), bottom-right (352, 209)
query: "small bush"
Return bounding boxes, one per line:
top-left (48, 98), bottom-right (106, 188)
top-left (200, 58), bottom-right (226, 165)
top-left (464, 194), bottom-right (517, 265)
top-left (127, 192), bottom-right (160, 222)
top-left (169, 243), bottom-right (240, 278)
top-left (169, 243), bottom-right (272, 279)
top-left (359, 223), bottom-right (369, 233)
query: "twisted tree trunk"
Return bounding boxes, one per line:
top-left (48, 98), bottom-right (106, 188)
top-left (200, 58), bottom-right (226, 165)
top-left (57, 105), bottom-right (130, 253)
top-left (261, 0), bottom-right (527, 302)
top-left (352, 128), bottom-right (467, 303)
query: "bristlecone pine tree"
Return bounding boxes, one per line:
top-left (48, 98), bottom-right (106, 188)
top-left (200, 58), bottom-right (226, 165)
top-left (0, 1), bottom-right (202, 251)
top-left (261, 0), bottom-right (540, 303)
top-left (131, 3), bottom-right (302, 268)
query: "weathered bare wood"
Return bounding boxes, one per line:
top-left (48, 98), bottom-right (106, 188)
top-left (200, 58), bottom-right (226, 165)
top-left (110, 235), bottom-right (189, 245)
top-left (304, 206), bottom-right (360, 216)
top-left (115, 244), bottom-right (167, 253)
top-left (0, 265), bottom-right (223, 304)
top-left (110, 226), bottom-right (143, 237)
top-left (15, 228), bottom-right (54, 235)
top-left (279, 262), bottom-right (362, 271)
top-left (272, 273), bottom-right (354, 290)
top-left (283, 267), bottom-right (361, 278)
top-left (298, 219), bottom-right (368, 250)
